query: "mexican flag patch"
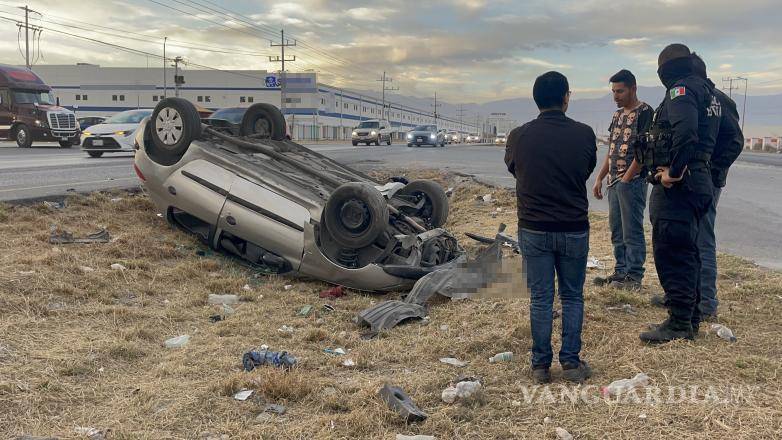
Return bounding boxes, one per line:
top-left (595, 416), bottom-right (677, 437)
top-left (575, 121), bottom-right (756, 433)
top-left (670, 86), bottom-right (686, 100)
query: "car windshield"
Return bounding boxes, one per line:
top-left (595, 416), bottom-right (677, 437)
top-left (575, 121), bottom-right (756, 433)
top-left (357, 121), bottom-right (379, 129)
top-left (413, 125), bottom-right (436, 132)
top-left (104, 110), bottom-right (153, 124)
top-left (209, 108), bottom-right (245, 124)
top-left (13, 90), bottom-right (55, 105)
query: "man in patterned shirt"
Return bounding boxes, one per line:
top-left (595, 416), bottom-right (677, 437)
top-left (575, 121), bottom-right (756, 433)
top-left (592, 70), bottom-right (654, 290)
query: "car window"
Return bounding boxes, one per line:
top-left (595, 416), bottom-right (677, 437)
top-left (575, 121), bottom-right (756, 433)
top-left (357, 121), bottom-right (379, 129)
top-left (104, 110), bottom-right (153, 124)
top-left (13, 90), bottom-right (55, 105)
top-left (413, 125), bottom-right (436, 131)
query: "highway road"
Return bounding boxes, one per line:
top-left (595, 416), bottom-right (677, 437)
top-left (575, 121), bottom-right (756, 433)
top-left (1, 141), bottom-right (781, 269)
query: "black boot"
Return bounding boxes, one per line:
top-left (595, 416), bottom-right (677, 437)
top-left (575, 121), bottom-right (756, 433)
top-left (639, 318), bottom-right (694, 344)
top-left (647, 319), bottom-right (699, 339)
top-left (594, 272), bottom-right (624, 286)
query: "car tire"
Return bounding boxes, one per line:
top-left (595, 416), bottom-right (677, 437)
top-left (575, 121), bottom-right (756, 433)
top-left (387, 137), bottom-right (392, 146)
top-left (375, 138), bottom-right (381, 146)
top-left (352, 141), bottom-right (358, 146)
top-left (59, 140), bottom-right (73, 148)
top-left (239, 103), bottom-right (286, 140)
top-left (147, 97), bottom-right (202, 166)
top-left (87, 151), bottom-right (104, 158)
top-left (15, 125), bottom-right (32, 148)
top-left (407, 143), bottom-right (412, 148)
top-left (396, 179), bottom-right (449, 227)
top-left (323, 182), bottom-right (389, 249)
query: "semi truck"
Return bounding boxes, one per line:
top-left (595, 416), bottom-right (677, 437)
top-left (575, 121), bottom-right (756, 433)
top-left (0, 64), bottom-right (80, 148)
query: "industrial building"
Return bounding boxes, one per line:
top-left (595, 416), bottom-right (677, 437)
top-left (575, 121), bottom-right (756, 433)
top-left (31, 64), bottom-right (478, 141)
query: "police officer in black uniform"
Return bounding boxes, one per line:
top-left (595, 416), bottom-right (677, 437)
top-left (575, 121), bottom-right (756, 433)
top-left (638, 44), bottom-right (721, 343)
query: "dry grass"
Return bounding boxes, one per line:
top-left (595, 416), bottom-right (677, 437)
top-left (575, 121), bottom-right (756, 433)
top-left (0, 173), bottom-right (781, 439)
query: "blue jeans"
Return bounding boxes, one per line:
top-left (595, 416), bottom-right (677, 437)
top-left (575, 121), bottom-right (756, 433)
top-left (697, 185), bottom-right (722, 316)
top-left (519, 227), bottom-right (589, 368)
top-left (607, 178), bottom-right (648, 280)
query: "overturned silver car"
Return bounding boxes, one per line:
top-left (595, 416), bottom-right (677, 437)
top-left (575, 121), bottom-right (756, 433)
top-left (133, 99), bottom-right (464, 291)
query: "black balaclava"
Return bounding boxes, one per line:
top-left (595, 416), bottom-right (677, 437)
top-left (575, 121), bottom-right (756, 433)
top-left (657, 56), bottom-right (694, 89)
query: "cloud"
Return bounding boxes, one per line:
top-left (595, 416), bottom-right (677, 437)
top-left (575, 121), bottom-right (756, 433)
top-left (613, 37), bottom-right (650, 47)
top-left (514, 57), bottom-right (572, 69)
top-left (346, 7), bottom-right (396, 21)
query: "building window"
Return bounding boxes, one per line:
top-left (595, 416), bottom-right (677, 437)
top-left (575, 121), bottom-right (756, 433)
top-left (248, 96), bottom-right (253, 103)
top-left (75, 95), bottom-right (81, 101)
top-left (82, 95), bottom-right (88, 100)
top-left (240, 96), bottom-right (246, 103)
top-left (112, 95), bottom-right (117, 101)
top-left (197, 96), bottom-right (203, 102)
top-left (321, 98), bottom-right (325, 105)
top-left (153, 96), bottom-right (158, 102)
top-left (344, 103), bottom-right (348, 109)
top-left (205, 96), bottom-right (211, 103)
top-left (119, 95), bottom-right (125, 101)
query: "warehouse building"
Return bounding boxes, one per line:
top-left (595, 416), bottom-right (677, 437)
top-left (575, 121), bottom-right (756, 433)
top-left (31, 64), bottom-right (477, 141)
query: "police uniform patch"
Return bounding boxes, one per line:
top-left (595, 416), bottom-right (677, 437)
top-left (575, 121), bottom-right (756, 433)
top-left (669, 86), bottom-right (686, 100)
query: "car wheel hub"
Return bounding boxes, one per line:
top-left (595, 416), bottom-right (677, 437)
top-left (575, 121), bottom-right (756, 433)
top-left (18, 130), bottom-right (26, 142)
top-left (253, 117), bottom-right (271, 137)
top-left (156, 107), bottom-right (183, 146)
top-left (340, 199), bottom-right (370, 232)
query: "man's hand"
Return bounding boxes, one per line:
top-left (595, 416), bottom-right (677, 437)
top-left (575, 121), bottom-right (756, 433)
top-left (592, 178), bottom-right (604, 199)
top-left (655, 166), bottom-right (686, 188)
top-left (620, 173), bottom-right (635, 183)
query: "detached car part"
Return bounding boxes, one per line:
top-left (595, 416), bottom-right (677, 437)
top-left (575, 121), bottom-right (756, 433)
top-left (134, 98), bottom-right (463, 291)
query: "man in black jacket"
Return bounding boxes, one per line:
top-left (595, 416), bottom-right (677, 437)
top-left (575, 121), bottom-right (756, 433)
top-left (504, 71), bottom-right (597, 384)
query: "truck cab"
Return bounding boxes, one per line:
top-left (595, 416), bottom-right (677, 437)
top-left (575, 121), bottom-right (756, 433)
top-left (0, 64), bottom-right (80, 148)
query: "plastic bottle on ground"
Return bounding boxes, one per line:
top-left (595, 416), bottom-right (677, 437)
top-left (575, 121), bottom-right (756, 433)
top-left (601, 372), bottom-right (650, 397)
top-left (711, 324), bottom-right (737, 342)
top-left (488, 352), bottom-right (513, 363)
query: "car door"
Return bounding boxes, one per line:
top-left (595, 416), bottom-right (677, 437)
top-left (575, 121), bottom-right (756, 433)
top-left (0, 89), bottom-right (12, 139)
top-left (217, 176), bottom-right (311, 271)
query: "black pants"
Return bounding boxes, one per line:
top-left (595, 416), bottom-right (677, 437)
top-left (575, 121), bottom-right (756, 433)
top-left (649, 168), bottom-right (713, 328)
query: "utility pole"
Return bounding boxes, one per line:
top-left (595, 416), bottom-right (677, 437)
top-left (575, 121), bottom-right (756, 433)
top-left (163, 37), bottom-right (167, 98)
top-left (724, 76), bottom-right (749, 132)
top-left (376, 71), bottom-right (398, 120)
top-left (269, 29), bottom-right (296, 115)
top-left (173, 56), bottom-right (183, 97)
top-left (456, 105), bottom-right (467, 131)
top-left (431, 92), bottom-right (442, 127)
top-left (17, 6), bottom-right (41, 69)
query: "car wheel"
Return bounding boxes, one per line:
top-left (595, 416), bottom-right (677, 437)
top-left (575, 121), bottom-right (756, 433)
top-left (407, 143), bottom-right (412, 148)
top-left (15, 125), bottom-right (32, 148)
top-left (147, 97), bottom-right (202, 166)
top-left (59, 140), bottom-right (73, 148)
top-left (239, 103), bottom-right (286, 140)
top-left (396, 180), bottom-right (449, 227)
top-left (387, 137), bottom-right (392, 146)
top-left (323, 182), bottom-right (389, 249)
top-left (87, 151), bottom-right (104, 158)
top-left (375, 137), bottom-right (381, 146)
top-left (352, 141), bottom-right (358, 146)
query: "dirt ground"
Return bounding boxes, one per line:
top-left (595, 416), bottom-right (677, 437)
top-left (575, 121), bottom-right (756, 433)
top-left (0, 170), bottom-right (780, 439)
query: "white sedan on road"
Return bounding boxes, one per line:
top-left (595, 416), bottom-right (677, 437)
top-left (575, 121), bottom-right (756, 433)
top-left (81, 109), bottom-right (153, 158)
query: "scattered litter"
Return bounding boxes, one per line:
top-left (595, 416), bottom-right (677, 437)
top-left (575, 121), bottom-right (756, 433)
top-left (110, 263), bottom-right (126, 271)
top-left (488, 352), bottom-right (513, 363)
top-left (555, 427), bottom-right (573, 440)
top-left (607, 304), bottom-right (638, 315)
top-left (481, 194), bottom-right (493, 204)
top-left (324, 347), bottom-right (347, 356)
top-left (601, 373), bottom-right (650, 397)
top-left (379, 383), bottom-right (428, 424)
top-left (233, 389), bottom-right (254, 401)
top-left (263, 403), bottom-right (287, 415)
top-left (342, 359), bottom-right (356, 367)
top-left (254, 413), bottom-right (276, 424)
top-left (397, 435), bottom-right (436, 440)
top-left (208, 314), bottom-right (223, 323)
top-left (586, 257), bottom-right (605, 269)
top-left (242, 347), bottom-right (297, 371)
top-left (43, 200), bottom-right (65, 210)
top-left (297, 305), bottom-right (313, 317)
top-left (18, 270), bottom-right (35, 275)
top-left (323, 304), bottom-right (336, 312)
top-left (156, 213), bottom-right (164, 218)
top-left (284, 284), bottom-right (294, 291)
top-left (222, 304), bottom-right (235, 315)
top-left (439, 357), bottom-right (468, 368)
top-left (164, 335), bottom-right (190, 348)
top-left (50, 228), bottom-right (110, 244)
top-left (445, 187), bottom-right (454, 197)
top-left (74, 427), bottom-right (105, 440)
top-left (79, 266), bottom-right (95, 273)
top-left (208, 294), bottom-right (239, 305)
top-left (243, 284), bottom-right (252, 291)
top-left (711, 324), bottom-right (737, 342)
top-left (110, 197), bottom-right (123, 203)
top-left (355, 300), bottom-right (427, 337)
top-left (319, 285), bottom-right (345, 299)
top-left (544, 416), bottom-right (552, 424)
top-left (639, 413), bottom-right (648, 420)
top-left (277, 325), bottom-right (294, 334)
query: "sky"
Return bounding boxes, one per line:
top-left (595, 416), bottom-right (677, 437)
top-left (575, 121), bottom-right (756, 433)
top-left (0, 0), bottom-right (780, 103)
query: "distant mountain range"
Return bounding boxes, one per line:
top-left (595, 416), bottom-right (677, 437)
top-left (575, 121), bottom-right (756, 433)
top-left (357, 86), bottom-right (780, 137)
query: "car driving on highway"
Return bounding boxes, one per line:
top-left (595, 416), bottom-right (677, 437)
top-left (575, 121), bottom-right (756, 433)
top-left (406, 125), bottom-right (446, 148)
top-left (494, 132), bottom-right (507, 146)
top-left (81, 109), bottom-right (153, 157)
top-left (133, 98), bottom-right (463, 291)
top-left (351, 119), bottom-right (392, 146)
